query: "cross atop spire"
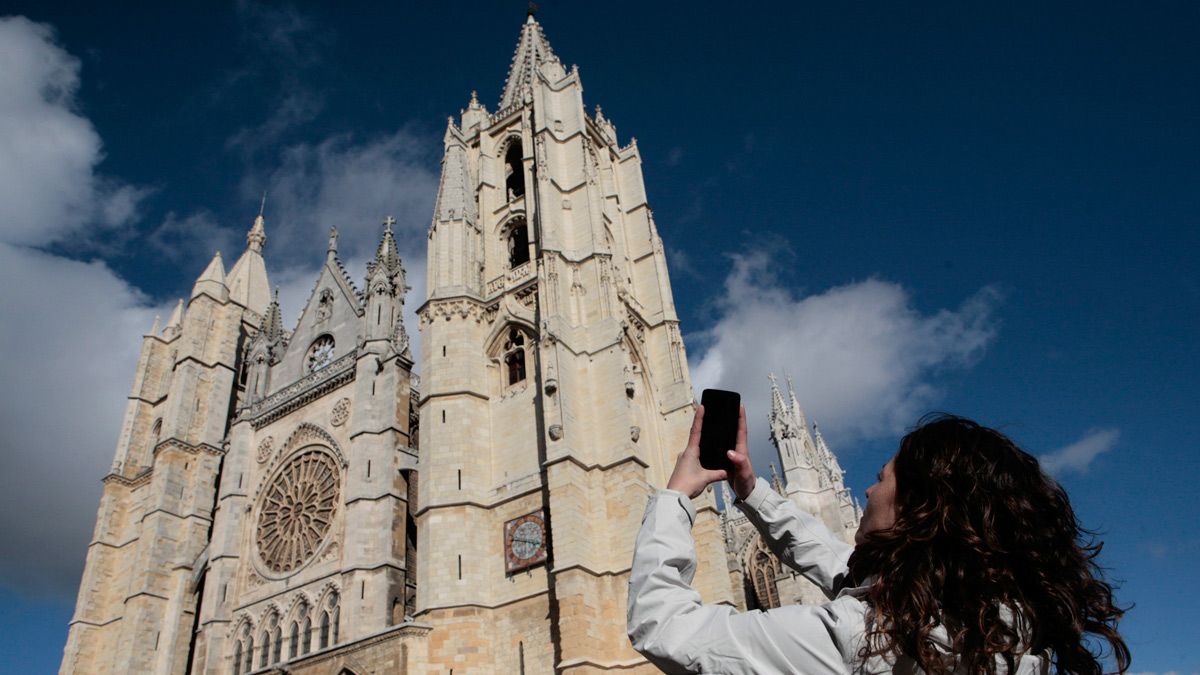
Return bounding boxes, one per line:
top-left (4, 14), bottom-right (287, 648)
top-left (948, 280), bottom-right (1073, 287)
top-left (370, 216), bottom-right (403, 277)
top-left (499, 11), bottom-right (560, 109)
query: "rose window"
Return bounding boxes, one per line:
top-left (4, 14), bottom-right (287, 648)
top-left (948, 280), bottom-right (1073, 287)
top-left (256, 450), bottom-right (340, 574)
top-left (306, 335), bottom-right (335, 373)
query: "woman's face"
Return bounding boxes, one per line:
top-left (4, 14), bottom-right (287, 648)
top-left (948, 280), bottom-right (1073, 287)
top-left (855, 457), bottom-right (898, 545)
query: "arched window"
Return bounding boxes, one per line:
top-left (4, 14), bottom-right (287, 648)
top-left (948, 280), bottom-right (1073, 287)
top-left (305, 335), bottom-right (335, 373)
top-left (302, 614), bottom-right (312, 654)
top-left (259, 625), bottom-right (270, 668)
top-left (233, 640), bottom-right (242, 675)
top-left (243, 635), bottom-right (253, 674)
top-left (289, 620), bottom-right (299, 658)
top-left (272, 624), bottom-right (282, 663)
top-left (502, 328), bottom-right (527, 386)
top-left (319, 611), bottom-right (330, 650)
top-left (504, 140), bottom-right (525, 200)
top-left (146, 418), bottom-right (162, 466)
top-left (507, 218), bottom-right (530, 268)
top-left (749, 546), bottom-right (782, 610)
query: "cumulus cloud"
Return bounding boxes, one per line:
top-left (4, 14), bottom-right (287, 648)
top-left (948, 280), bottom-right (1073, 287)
top-left (688, 249), bottom-right (1001, 471)
top-left (0, 16), bottom-right (147, 247)
top-left (0, 17), bottom-right (162, 598)
top-left (1040, 428), bottom-right (1120, 475)
top-left (239, 127), bottom-right (437, 361)
top-left (147, 210), bottom-right (240, 261)
top-left (0, 244), bottom-right (164, 597)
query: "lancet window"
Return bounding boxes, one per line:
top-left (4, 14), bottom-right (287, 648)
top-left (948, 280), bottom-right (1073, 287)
top-left (507, 217), bottom-right (530, 268)
top-left (502, 328), bottom-right (528, 386)
top-left (504, 139), bottom-right (525, 200)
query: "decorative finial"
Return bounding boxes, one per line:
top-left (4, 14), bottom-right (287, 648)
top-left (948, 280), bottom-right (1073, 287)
top-left (258, 190), bottom-right (267, 217)
top-left (470, 90), bottom-right (479, 107)
top-left (327, 226), bottom-right (339, 253)
top-left (528, 1), bottom-right (538, 17)
top-left (383, 215), bottom-right (397, 233)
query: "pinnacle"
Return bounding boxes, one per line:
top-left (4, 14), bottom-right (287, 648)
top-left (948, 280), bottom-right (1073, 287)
top-left (246, 213), bottom-right (267, 253)
top-left (499, 12), bottom-right (560, 109)
top-left (369, 217), bottom-right (403, 277)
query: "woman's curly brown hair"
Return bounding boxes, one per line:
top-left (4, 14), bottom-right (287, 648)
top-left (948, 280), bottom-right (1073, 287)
top-left (847, 414), bottom-right (1130, 675)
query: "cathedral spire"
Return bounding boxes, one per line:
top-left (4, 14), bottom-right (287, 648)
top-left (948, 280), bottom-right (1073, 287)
top-left (191, 250), bottom-right (228, 301)
top-left (163, 299), bottom-right (184, 338)
top-left (228, 212), bottom-right (272, 315)
top-left (246, 213), bottom-right (267, 253)
top-left (498, 10), bottom-right (560, 109)
top-left (370, 216), bottom-right (403, 276)
top-left (260, 287), bottom-right (285, 343)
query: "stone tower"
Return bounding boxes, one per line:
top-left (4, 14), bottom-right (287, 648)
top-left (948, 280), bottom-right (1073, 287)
top-left (185, 219), bottom-right (423, 675)
top-left (61, 217), bottom-right (271, 674)
top-left (414, 12), bottom-right (732, 673)
top-left (719, 375), bottom-right (861, 609)
top-left (61, 12), bottom-right (733, 675)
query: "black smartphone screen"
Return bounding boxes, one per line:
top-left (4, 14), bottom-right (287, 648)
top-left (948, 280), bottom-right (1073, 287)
top-left (699, 389), bottom-right (740, 471)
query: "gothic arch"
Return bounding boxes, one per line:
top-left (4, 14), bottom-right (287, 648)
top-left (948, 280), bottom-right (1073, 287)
top-left (228, 612), bottom-right (255, 640)
top-left (499, 134), bottom-right (526, 201)
top-left (283, 591), bottom-right (315, 625)
top-left (281, 422), bottom-right (347, 466)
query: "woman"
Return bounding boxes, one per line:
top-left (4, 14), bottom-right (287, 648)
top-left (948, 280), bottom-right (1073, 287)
top-left (628, 407), bottom-right (1129, 674)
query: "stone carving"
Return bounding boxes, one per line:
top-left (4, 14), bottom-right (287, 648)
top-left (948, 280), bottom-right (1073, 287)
top-left (256, 449), bottom-right (340, 575)
top-left (330, 398), bottom-right (351, 427)
top-left (241, 351), bottom-right (357, 429)
top-left (548, 424), bottom-right (563, 441)
top-left (630, 426), bottom-right (641, 443)
top-left (256, 436), bottom-right (275, 464)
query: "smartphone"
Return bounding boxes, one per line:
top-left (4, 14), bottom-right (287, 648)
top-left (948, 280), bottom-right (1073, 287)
top-left (699, 389), bottom-right (740, 471)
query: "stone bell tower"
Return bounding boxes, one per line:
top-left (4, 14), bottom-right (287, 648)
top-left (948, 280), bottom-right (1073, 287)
top-left (61, 215), bottom-right (271, 675)
top-left (415, 11), bottom-right (733, 673)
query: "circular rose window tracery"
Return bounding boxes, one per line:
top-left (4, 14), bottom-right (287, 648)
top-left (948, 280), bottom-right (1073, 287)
top-left (256, 449), bottom-right (340, 574)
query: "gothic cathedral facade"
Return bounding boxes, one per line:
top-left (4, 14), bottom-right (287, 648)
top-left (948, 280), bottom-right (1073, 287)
top-left (61, 14), bottom-right (734, 675)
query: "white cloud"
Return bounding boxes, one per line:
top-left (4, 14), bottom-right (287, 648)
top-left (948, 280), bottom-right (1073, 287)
top-left (147, 210), bottom-right (239, 261)
top-left (252, 129), bottom-right (437, 265)
top-left (688, 249), bottom-right (1000, 472)
top-left (0, 243), bottom-right (163, 598)
top-left (249, 128), bottom-right (437, 365)
top-left (1040, 428), bottom-right (1119, 475)
top-left (0, 16), bottom-right (147, 247)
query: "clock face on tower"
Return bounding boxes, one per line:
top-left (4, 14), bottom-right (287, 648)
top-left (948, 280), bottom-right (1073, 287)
top-left (504, 512), bottom-right (547, 573)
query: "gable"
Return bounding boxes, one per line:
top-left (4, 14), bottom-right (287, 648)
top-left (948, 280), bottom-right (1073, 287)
top-left (268, 260), bottom-right (363, 392)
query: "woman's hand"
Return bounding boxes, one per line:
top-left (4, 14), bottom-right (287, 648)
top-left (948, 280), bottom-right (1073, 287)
top-left (666, 405), bottom-right (728, 498)
top-left (726, 404), bottom-right (756, 501)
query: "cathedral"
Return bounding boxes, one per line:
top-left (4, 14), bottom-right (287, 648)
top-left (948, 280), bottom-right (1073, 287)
top-left (60, 12), bottom-right (857, 675)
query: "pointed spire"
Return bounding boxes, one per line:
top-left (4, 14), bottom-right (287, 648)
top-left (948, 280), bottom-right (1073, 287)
top-left (769, 372), bottom-right (787, 421)
top-left (149, 315), bottom-right (160, 336)
top-left (247, 214), bottom-right (266, 253)
top-left (371, 216), bottom-right (403, 276)
top-left (228, 212), bottom-right (271, 314)
top-left (769, 463), bottom-right (784, 495)
top-left (198, 251), bottom-right (225, 284)
top-left (499, 10), bottom-right (560, 109)
top-left (327, 226), bottom-right (339, 254)
top-left (163, 299), bottom-right (184, 338)
top-left (260, 287), bottom-right (285, 343)
top-left (785, 374), bottom-right (809, 430)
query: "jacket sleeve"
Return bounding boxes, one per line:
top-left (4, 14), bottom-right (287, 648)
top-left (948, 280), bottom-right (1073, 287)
top-left (627, 489), bottom-right (854, 675)
top-left (735, 477), bottom-right (854, 598)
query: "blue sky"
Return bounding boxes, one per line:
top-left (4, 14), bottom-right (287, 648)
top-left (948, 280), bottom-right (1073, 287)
top-left (0, 1), bottom-right (1196, 672)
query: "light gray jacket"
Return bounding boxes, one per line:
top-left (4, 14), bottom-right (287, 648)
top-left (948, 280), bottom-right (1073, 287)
top-left (627, 478), bottom-right (1047, 674)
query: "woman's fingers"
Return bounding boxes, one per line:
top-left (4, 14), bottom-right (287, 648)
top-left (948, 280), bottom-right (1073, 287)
top-left (736, 404), bottom-right (748, 453)
top-left (686, 404), bottom-right (705, 452)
